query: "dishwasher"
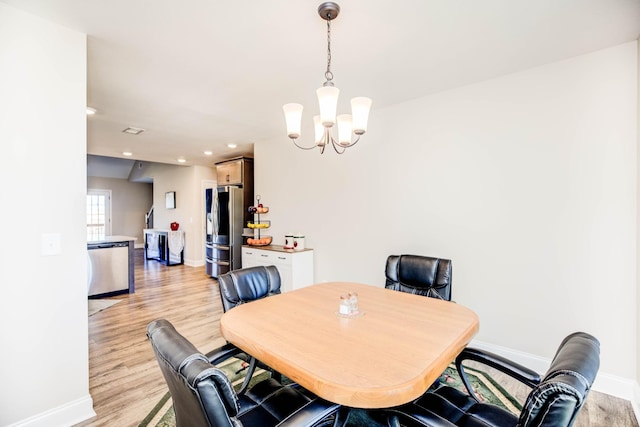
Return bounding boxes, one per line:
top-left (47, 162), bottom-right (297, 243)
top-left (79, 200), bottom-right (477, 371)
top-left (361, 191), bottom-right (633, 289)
top-left (87, 242), bottom-right (130, 297)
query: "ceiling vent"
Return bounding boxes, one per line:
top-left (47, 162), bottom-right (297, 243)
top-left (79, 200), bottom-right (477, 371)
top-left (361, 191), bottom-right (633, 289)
top-left (122, 127), bottom-right (144, 135)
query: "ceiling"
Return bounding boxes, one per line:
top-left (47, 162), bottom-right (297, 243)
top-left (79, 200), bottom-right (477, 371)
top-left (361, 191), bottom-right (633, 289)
top-left (5, 0), bottom-right (640, 167)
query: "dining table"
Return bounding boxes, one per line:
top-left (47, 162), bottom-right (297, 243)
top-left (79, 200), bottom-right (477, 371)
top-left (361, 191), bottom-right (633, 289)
top-left (219, 281), bottom-right (479, 409)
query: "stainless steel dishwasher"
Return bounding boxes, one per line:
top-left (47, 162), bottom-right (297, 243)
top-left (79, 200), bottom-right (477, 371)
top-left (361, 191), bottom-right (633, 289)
top-left (87, 242), bottom-right (130, 297)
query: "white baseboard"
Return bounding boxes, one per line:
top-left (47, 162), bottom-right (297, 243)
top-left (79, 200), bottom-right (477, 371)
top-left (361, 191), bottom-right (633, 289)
top-left (184, 258), bottom-right (204, 267)
top-left (470, 338), bottom-right (640, 424)
top-left (8, 395), bottom-right (95, 427)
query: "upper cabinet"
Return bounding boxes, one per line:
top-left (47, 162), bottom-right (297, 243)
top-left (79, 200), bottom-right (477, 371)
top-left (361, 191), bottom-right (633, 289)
top-left (216, 157), bottom-right (253, 187)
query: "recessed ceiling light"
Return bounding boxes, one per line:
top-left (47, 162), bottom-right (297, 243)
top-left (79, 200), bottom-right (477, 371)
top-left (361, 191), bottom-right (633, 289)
top-left (122, 151), bottom-right (133, 156)
top-left (227, 143), bottom-right (237, 148)
top-left (203, 151), bottom-right (213, 155)
top-left (177, 158), bottom-right (186, 163)
top-left (86, 107), bottom-right (96, 115)
top-left (122, 127), bottom-right (144, 135)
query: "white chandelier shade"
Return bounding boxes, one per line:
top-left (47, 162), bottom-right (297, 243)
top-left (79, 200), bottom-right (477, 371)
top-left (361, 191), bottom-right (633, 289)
top-left (282, 103), bottom-right (303, 139)
top-left (351, 97), bottom-right (373, 134)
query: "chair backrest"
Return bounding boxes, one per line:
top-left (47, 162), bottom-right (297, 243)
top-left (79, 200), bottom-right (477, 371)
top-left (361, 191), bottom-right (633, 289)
top-left (518, 332), bottom-right (600, 427)
top-left (218, 265), bottom-right (281, 312)
top-left (146, 319), bottom-right (239, 427)
top-left (385, 254), bottom-right (452, 300)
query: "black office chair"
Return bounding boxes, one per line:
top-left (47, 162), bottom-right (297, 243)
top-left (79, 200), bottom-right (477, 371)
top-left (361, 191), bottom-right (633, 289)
top-left (147, 319), bottom-right (340, 427)
top-left (217, 265), bottom-right (283, 388)
top-left (385, 255), bottom-right (452, 300)
top-left (384, 332), bottom-right (600, 427)
top-left (218, 265), bottom-right (281, 312)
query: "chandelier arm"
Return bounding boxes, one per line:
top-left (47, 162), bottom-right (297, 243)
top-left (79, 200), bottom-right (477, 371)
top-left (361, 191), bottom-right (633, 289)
top-left (331, 140), bottom-right (346, 154)
top-left (344, 135), bottom-right (361, 148)
top-left (326, 134), bottom-right (346, 154)
top-left (291, 138), bottom-right (320, 150)
top-left (320, 127), bottom-right (331, 154)
top-left (327, 133), bottom-right (361, 151)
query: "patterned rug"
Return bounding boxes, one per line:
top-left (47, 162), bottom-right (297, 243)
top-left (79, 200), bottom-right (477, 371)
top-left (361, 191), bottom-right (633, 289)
top-left (139, 361), bottom-right (521, 427)
top-left (433, 364), bottom-right (523, 414)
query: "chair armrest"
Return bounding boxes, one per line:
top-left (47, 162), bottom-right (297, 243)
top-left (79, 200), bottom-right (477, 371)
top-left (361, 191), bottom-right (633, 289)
top-left (384, 404), bottom-right (458, 427)
top-left (206, 342), bottom-right (245, 365)
top-left (455, 347), bottom-right (541, 400)
top-left (206, 343), bottom-right (266, 395)
top-left (206, 343), bottom-right (286, 396)
top-left (277, 399), bottom-right (341, 427)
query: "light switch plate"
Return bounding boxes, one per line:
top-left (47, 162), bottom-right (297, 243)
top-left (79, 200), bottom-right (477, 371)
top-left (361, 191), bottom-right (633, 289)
top-left (41, 233), bottom-right (61, 256)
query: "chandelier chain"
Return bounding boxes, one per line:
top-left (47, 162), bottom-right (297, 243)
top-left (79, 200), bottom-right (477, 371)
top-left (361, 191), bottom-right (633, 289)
top-left (325, 19), bottom-right (333, 82)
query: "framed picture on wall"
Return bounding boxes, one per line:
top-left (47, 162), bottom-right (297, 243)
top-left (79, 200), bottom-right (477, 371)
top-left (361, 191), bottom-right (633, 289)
top-left (165, 191), bottom-right (176, 209)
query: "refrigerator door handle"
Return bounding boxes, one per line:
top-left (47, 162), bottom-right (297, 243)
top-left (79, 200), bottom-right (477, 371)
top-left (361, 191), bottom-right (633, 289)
top-left (212, 188), bottom-right (220, 238)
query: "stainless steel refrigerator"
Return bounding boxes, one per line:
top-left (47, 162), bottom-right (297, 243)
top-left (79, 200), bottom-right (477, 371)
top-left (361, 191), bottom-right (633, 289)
top-left (205, 186), bottom-right (245, 277)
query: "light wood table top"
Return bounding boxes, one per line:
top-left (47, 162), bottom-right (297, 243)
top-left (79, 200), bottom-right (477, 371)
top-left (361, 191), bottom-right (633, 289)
top-left (220, 281), bottom-right (479, 408)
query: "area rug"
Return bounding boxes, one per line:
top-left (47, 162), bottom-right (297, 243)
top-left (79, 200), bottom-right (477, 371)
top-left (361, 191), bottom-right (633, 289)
top-left (139, 361), bottom-right (521, 427)
top-left (88, 299), bottom-right (121, 317)
top-left (432, 364), bottom-right (523, 414)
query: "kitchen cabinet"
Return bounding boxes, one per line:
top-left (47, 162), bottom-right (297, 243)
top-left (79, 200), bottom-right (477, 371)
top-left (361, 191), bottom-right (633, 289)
top-left (241, 245), bottom-right (314, 293)
top-left (216, 157), bottom-right (253, 186)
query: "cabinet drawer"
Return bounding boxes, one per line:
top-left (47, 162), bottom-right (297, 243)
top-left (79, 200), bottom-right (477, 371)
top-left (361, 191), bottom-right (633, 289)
top-left (243, 248), bottom-right (291, 265)
top-left (264, 252), bottom-right (292, 265)
top-left (241, 246), bottom-right (313, 293)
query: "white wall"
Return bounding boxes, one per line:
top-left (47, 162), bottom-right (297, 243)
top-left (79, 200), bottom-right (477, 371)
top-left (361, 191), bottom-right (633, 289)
top-left (149, 164), bottom-right (216, 265)
top-left (87, 176), bottom-right (152, 245)
top-left (257, 42), bottom-right (638, 387)
top-left (0, 3), bottom-right (94, 426)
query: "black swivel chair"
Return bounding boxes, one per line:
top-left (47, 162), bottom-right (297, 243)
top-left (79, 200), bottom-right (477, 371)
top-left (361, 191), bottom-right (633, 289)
top-left (218, 265), bottom-right (282, 312)
top-left (384, 332), bottom-right (600, 427)
top-left (147, 319), bottom-right (340, 427)
top-left (216, 265), bottom-right (283, 387)
top-left (385, 254), bottom-right (452, 301)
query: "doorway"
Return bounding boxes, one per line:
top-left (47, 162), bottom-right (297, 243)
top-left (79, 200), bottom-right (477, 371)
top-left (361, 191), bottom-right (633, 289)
top-left (87, 189), bottom-right (112, 240)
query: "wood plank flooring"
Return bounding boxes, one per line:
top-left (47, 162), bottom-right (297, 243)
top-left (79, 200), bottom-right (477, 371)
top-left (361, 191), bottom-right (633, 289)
top-left (75, 249), bottom-right (638, 426)
top-left (75, 249), bottom-right (226, 427)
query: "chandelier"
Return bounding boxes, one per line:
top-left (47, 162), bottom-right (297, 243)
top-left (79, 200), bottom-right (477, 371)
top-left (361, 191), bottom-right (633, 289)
top-left (283, 2), bottom-right (372, 154)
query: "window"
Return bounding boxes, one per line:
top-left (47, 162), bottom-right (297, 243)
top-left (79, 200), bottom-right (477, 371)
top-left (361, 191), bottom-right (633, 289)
top-left (87, 189), bottom-right (111, 240)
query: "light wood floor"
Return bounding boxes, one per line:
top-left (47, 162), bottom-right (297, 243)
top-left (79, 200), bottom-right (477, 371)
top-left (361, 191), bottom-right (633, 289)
top-left (75, 249), bottom-right (638, 426)
top-left (76, 249), bottom-right (227, 427)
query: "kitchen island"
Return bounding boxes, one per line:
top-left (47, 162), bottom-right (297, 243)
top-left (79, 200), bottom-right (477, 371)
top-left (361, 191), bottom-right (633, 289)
top-left (87, 235), bottom-right (136, 297)
top-left (144, 228), bottom-right (185, 266)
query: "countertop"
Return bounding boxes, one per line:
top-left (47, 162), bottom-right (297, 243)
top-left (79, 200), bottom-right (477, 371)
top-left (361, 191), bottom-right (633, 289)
top-left (242, 244), bottom-right (312, 253)
top-left (87, 235), bottom-right (137, 245)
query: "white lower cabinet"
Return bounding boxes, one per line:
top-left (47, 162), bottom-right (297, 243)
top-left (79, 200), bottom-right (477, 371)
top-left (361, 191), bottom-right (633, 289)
top-left (241, 245), bottom-right (314, 293)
